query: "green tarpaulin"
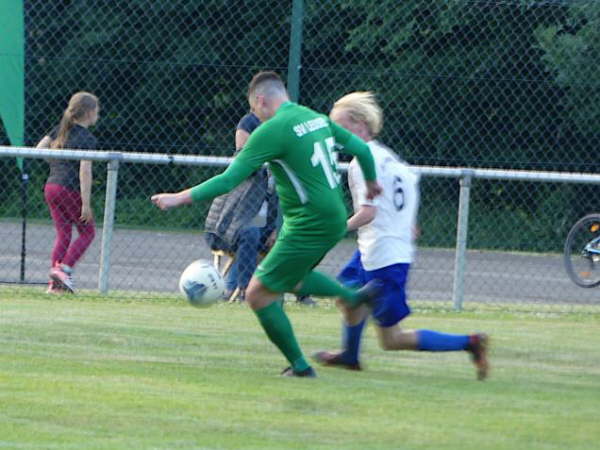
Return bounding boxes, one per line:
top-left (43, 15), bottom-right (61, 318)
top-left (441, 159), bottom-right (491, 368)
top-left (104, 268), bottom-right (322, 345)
top-left (0, 0), bottom-right (25, 171)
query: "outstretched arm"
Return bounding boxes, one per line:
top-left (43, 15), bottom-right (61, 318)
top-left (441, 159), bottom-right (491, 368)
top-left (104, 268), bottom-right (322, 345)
top-left (151, 187), bottom-right (194, 210)
top-left (151, 158), bottom-right (257, 210)
top-left (152, 126), bottom-right (279, 210)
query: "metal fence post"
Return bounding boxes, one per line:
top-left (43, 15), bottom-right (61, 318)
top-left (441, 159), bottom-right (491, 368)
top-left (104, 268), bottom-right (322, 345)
top-left (287, 0), bottom-right (304, 102)
top-left (98, 155), bottom-right (120, 294)
top-left (19, 168), bottom-right (29, 283)
top-left (452, 170), bottom-right (473, 311)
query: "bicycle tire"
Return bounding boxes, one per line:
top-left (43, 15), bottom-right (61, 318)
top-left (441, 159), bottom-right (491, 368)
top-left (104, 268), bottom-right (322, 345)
top-left (564, 213), bottom-right (600, 288)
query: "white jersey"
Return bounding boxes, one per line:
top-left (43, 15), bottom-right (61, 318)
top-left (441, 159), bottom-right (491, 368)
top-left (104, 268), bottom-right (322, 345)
top-left (347, 140), bottom-right (420, 271)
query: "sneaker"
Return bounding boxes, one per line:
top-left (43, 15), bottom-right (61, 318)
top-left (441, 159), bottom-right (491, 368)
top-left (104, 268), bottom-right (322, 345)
top-left (467, 333), bottom-right (490, 380)
top-left (354, 279), bottom-right (383, 308)
top-left (312, 351), bottom-right (362, 371)
top-left (45, 280), bottom-right (66, 295)
top-left (296, 295), bottom-right (316, 306)
top-left (49, 264), bottom-right (75, 293)
top-left (280, 366), bottom-right (317, 378)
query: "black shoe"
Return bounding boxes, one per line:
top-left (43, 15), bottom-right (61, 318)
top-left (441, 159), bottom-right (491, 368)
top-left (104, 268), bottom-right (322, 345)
top-left (312, 351), bottom-right (362, 371)
top-left (296, 295), bottom-right (317, 306)
top-left (354, 279), bottom-right (383, 308)
top-left (281, 366), bottom-right (317, 377)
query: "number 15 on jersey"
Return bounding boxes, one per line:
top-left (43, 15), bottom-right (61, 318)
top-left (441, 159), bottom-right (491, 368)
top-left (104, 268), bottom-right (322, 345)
top-left (312, 137), bottom-right (341, 189)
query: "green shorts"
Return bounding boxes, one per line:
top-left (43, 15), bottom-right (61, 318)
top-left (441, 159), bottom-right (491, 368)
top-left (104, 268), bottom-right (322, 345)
top-left (255, 232), bottom-right (340, 293)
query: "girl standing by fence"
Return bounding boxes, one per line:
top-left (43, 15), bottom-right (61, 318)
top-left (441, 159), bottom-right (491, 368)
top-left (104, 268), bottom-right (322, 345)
top-left (36, 92), bottom-right (100, 294)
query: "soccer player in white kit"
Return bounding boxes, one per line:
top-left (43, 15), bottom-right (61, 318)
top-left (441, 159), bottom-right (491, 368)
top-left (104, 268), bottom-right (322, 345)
top-left (313, 92), bottom-right (490, 380)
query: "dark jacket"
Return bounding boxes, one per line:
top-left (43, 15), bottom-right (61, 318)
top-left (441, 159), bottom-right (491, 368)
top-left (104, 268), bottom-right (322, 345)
top-left (204, 167), bottom-right (275, 249)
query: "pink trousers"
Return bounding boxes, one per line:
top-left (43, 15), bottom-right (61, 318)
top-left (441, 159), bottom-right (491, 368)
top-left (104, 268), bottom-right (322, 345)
top-left (44, 183), bottom-right (96, 268)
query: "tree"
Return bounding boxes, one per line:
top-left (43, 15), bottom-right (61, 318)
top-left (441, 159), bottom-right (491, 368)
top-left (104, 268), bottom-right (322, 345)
top-left (24, 0), bottom-right (293, 197)
top-left (535, 1), bottom-right (600, 142)
top-left (301, 0), bottom-right (570, 169)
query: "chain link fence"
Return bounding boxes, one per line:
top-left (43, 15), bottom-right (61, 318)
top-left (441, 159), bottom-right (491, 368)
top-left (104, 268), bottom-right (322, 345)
top-left (2, 148), bottom-right (600, 311)
top-left (1, 0), bottom-right (600, 310)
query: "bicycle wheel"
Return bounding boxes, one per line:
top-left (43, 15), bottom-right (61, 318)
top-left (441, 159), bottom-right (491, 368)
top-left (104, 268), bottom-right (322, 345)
top-left (564, 214), bottom-right (600, 288)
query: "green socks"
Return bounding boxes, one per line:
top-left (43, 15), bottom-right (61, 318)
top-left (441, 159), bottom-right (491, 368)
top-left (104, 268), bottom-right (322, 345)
top-left (254, 272), bottom-right (362, 371)
top-left (297, 271), bottom-right (360, 307)
top-left (254, 301), bottom-right (309, 372)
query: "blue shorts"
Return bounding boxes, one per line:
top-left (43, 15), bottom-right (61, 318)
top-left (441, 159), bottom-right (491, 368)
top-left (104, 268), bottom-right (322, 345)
top-left (337, 249), bottom-right (411, 327)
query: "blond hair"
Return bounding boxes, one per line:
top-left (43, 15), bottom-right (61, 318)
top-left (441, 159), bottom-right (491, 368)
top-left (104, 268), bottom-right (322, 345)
top-left (51, 92), bottom-right (99, 149)
top-left (331, 91), bottom-right (383, 138)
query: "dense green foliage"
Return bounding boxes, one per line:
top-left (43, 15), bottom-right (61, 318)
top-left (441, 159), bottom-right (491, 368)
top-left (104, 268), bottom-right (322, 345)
top-left (301, 1), bottom-right (599, 170)
top-left (1, 1), bottom-right (599, 250)
top-left (9, 1), bottom-right (600, 163)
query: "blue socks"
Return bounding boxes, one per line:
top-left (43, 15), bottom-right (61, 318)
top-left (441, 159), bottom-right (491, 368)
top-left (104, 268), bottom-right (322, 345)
top-left (340, 325), bottom-right (469, 360)
top-left (417, 329), bottom-right (470, 351)
top-left (341, 319), bottom-right (367, 364)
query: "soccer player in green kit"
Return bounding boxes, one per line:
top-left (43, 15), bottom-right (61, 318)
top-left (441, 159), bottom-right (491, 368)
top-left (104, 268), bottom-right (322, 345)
top-left (152, 71), bottom-right (382, 377)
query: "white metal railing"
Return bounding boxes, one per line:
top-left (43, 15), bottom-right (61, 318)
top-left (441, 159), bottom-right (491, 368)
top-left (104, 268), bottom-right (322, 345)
top-left (5, 146), bottom-right (600, 183)
top-left (4, 145), bottom-right (600, 309)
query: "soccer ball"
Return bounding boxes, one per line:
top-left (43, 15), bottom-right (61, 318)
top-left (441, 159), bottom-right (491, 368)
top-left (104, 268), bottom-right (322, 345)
top-left (178, 259), bottom-right (225, 307)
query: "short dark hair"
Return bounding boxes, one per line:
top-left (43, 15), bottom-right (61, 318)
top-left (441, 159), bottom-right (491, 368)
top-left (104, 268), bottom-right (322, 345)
top-left (248, 71), bottom-right (287, 100)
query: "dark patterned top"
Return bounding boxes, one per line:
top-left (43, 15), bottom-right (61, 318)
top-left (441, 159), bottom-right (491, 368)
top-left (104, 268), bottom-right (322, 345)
top-left (46, 124), bottom-right (97, 190)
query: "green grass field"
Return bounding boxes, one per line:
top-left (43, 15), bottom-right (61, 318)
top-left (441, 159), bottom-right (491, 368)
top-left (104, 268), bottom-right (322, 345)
top-left (1, 290), bottom-right (599, 449)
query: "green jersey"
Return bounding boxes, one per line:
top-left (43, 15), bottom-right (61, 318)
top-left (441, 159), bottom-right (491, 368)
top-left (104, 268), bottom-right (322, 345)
top-left (191, 102), bottom-right (376, 238)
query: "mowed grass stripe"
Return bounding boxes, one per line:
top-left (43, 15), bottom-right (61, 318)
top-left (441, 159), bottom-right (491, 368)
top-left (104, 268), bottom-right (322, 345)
top-left (1, 294), bottom-right (599, 449)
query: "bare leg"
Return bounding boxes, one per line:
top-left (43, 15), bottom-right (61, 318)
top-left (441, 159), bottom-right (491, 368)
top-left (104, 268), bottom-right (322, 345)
top-left (245, 275), bottom-right (281, 310)
top-left (336, 298), bottom-right (369, 325)
top-left (375, 325), bottom-right (419, 350)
